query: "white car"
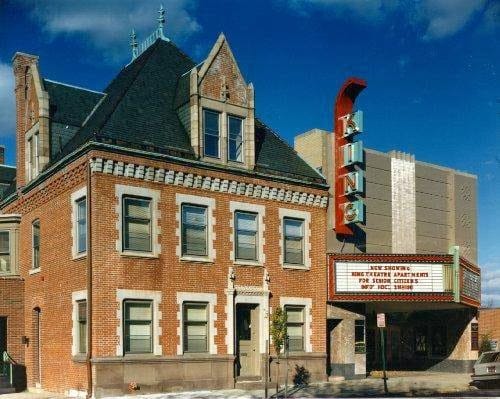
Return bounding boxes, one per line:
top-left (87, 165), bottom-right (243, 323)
top-left (472, 351), bottom-right (500, 388)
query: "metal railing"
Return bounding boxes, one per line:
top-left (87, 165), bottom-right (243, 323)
top-left (1, 351), bottom-right (16, 386)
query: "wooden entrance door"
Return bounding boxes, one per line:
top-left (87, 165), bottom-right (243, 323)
top-left (236, 304), bottom-right (260, 377)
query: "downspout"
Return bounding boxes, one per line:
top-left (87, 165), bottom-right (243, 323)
top-left (86, 158), bottom-right (93, 398)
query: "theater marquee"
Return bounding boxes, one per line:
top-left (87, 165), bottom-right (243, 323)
top-left (335, 262), bottom-right (445, 293)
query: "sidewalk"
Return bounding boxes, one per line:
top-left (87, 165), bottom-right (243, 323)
top-left (1, 373), bottom-right (498, 398)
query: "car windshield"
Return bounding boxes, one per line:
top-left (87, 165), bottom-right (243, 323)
top-left (479, 352), bottom-right (500, 363)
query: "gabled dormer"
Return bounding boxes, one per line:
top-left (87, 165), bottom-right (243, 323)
top-left (185, 34), bottom-right (255, 169)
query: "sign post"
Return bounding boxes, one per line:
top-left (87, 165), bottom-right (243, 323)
top-left (377, 313), bottom-right (388, 394)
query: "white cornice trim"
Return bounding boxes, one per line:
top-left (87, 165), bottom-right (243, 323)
top-left (90, 157), bottom-right (328, 208)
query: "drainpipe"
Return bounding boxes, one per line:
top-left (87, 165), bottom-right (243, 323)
top-left (86, 158), bottom-right (93, 398)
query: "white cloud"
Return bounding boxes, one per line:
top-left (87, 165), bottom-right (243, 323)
top-left (481, 261), bottom-right (500, 307)
top-left (22, 0), bottom-right (201, 62)
top-left (0, 62), bottom-right (15, 138)
top-left (285, 0), bottom-right (490, 40)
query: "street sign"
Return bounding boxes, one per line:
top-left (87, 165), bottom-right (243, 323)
top-left (377, 313), bottom-right (386, 328)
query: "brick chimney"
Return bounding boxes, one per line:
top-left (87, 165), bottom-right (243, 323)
top-left (0, 145), bottom-right (4, 165)
top-left (12, 52), bottom-right (49, 188)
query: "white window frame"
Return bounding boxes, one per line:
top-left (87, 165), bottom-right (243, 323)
top-left (116, 289), bottom-right (162, 356)
top-left (71, 186), bottom-right (87, 259)
top-left (227, 114), bottom-right (244, 163)
top-left (0, 230), bottom-right (11, 274)
top-left (278, 208), bottom-right (311, 270)
top-left (71, 290), bottom-right (87, 356)
top-left (25, 122), bottom-right (40, 182)
top-left (176, 194), bottom-right (216, 263)
top-left (279, 297), bottom-right (312, 352)
top-left (229, 201), bottom-right (265, 266)
top-left (176, 292), bottom-right (217, 355)
top-left (203, 109), bottom-right (221, 159)
top-left (115, 185), bottom-right (161, 258)
top-left (29, 219), bottom-right (40, 274)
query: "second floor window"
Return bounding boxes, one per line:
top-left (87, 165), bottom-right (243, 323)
top-left (124, 300), bottom-right (153, 354)
top-left (235, 211), bottom-right (257, 261)
top-left (203, 110), bottom-right (220, 158)
top-left (181, 204), bottom-right (208, 257)
top-left (76, 197), bottom-right (87, 254)
top-left (0, 231), bottom-right (10, 273)
top-left (32, 220), bottom-right (40, 269)
top-left (123, 196), bottom-right (152, 252)
top-left (228, 116), bottom-right (243, 162)
top-left (283, 218), bottom-right (304, 265)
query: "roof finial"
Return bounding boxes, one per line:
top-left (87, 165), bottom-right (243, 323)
top-left (157, 5), bottom-right (166, 39)
top-left (130, 29), bottom-right (138, 59)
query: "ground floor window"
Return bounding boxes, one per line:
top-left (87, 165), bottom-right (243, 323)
top-left (77, 300), bottom-right (87, 354)
top-left (414, 326), bottom-right (427, 355)
top-left (355, 319), bottom-right (366, 353)
top-left (285, 306), bottom-right (305, 352)
top-left (124, 300), bottom-right (153, 354)
top-left (183, 302), bottom-right (208, 353)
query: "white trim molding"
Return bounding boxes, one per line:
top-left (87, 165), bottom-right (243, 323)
top-left (175, 193), bottom-right (216, 262)
top-left (229, 201), bottom-right (265, 266)
top-left (278, 208), bottom-right (312, 270)
top-left (116, 289), bottom-right (162, 356)
top-left (279, 296), bottom-right (313, 353)
top-left (115, 184), bottom-right (161, 258)
top-left (71, 290), bottom-right (87, 356)
top-left (70, 186), bottom-right (87, 259)
top-left (176, 292), bottom-right (218, 355)
top-left (90, 158), bottom-right (328, 208)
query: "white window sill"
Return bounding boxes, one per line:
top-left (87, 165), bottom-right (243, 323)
top-left (72, 252), bottom-right (87, 261)
top-left (234, 260), bottom-right (263, 267)
top-left (282, 264), bottom-right (310, 271)
top-left (180, 256), bottom-right (214, 264)
top-left (29, 267), bottom-right (41, 275)
top-left (120, 251), bottom-right (159, 259)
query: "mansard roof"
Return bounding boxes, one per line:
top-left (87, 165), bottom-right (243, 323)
top-left (47, 38), bottom-right (326, 186)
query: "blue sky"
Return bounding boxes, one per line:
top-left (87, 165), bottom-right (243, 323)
top-left (0, 0), bottom-right (499, 304)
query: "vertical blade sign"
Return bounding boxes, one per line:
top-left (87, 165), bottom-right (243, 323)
top-left (333, 78), bottom-right (367, 235)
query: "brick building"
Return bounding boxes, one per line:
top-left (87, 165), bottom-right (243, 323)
top-left (0, 25), bottom-right (330, 396)
top-left (478, 308), bottom-right (500, 351)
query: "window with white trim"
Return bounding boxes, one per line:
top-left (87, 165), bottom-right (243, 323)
top-left (355, 319), bottom-right (366, 353)
top-left (123, 300), bottom-right (153, 354)
top-left (0, 231), bottom-right (10, 273)
top-left (77, 300), bottom-right (87, 354)
top-left (76, 197), bottom-right (87, 254)
top-left (283, 217), bottom-right (304, 265)
top-left (123, 196), bottom-right (152, 252)
top-left (32, 219), bottom-right (40, 270)
top-left (183, 302), bottom-right (209, 353)
top-left (235, 211), bottom-right (258, 261)
top-left (28, 133), bottom-right (39, 181)
top-left (181, 204), bottom-right (208, 257)
top-left (203, 109), bottom-right (220, 158)
top-left (285, 305), bottom-right (305, 352)
top-left (228, 115), bottom-right (243, 162)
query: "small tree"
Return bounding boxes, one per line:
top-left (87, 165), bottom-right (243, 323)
top-left (479, 333), bottom-right (493, 354)
top-left (270, 306), bottom-right (287, 394)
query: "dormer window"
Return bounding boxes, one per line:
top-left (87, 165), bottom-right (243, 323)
top-left (203, 110), bottom-right (220, 158)
top-left (228, 115), bottom-right (243, 162)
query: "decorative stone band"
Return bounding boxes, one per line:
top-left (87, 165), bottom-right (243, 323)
top-left (90, 158), bottom-right (329, 208)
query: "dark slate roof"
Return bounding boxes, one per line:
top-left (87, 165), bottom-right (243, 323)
top-left (254, 119), bottom-right (323, 182)
top-left (0, 166), bottom-right (16, 200)
top-left (44, 80), bottom-right (104, 127)
top-left (48, 38), bottom-right (326, 186)
top-left (44, 80), bottom-right (104, 159)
